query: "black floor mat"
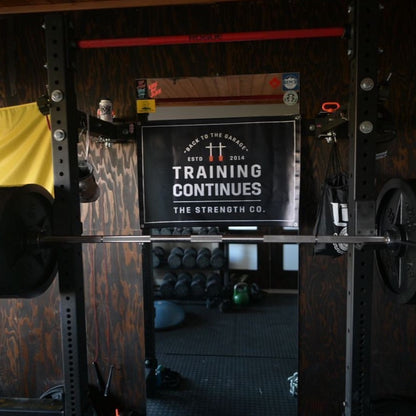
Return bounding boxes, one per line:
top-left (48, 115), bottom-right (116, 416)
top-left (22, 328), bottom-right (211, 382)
top-left (147, 293), bottom-right (298, 416)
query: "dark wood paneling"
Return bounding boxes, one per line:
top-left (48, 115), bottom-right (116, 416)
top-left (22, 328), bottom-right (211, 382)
top-left (80, 140), bottom-right (144, 411)
top-left (0, 15), bottom-right (47, 106)
top-left (0, 282), bottom-right (63, 397)
top-left (371, 0), bottom-right (416, 404)
top-left (1, 1), bottom-right (415, 415)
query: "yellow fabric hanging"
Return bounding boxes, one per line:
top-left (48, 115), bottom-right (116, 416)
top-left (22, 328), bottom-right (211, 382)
top-left (0, 102), bottom-right (53, 195)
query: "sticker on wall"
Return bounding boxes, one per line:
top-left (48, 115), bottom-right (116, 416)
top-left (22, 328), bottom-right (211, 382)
top-left (148, 81), bottom-right (162, 98)
top-left (137, 99), bottom-right (156, 113)
top-left (283, 91), bottom-right (299, 106)
top-left (269, 76), bottom-right (281, 89)
top-left (282, 73), bottom-right (300, 91)
top-left (136, 79), bottom-right (148, 99)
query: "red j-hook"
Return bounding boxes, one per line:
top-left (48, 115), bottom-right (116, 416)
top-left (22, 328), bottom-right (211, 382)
top-left (322, 102), bottom-right (340, 113)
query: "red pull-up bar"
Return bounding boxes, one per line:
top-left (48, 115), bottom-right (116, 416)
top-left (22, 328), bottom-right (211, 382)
top-left (78, 27), bottom-right (345, 49)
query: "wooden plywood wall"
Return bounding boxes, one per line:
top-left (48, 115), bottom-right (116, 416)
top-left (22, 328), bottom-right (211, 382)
top-left (79, 139), bottom-right (144, 411)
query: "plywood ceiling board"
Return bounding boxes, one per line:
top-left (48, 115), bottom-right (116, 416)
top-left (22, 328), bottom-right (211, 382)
top-left (145, 74), bottom-right (285, 104)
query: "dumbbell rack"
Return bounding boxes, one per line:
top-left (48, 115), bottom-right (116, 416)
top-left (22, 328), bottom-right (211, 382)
top-left (150, 227), bottom-right (229, 302)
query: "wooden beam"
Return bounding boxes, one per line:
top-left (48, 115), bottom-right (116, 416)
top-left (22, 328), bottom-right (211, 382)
top-left (0, 0), bottom-right (247, 15)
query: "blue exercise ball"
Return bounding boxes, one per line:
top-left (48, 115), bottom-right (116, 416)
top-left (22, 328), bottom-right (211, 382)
top-left (154, 300), bottom-right (185, 330)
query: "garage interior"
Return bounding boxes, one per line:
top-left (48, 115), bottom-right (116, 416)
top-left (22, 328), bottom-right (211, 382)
top-left (0, 1), bottom-right (416, 416)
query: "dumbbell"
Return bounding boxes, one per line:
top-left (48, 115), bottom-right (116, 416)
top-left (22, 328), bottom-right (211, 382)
top-left (167, 247), bottom-right (184, 269)
top-left (174, 272), bottom-right (192, 299)
top-left (206, 273), bottom-right (223, 298)
top-left (196, 247), bottom-right (211, 269)
top-left (159, 272), bottom-right (177, 299)
top-left (210, 247), bottom-right (225, 269)
top-left (198, 227), bottom-right (209, 235)
top-left (182, 247), bottom-right (197, 269)
top-left (152, 246), bottom-right (165, 268)
top-left (190, 273), bottom-right (207, 299)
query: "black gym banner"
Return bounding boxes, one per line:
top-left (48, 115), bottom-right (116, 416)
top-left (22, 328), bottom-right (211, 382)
top-left (138, 116), bottom-right (300, 227)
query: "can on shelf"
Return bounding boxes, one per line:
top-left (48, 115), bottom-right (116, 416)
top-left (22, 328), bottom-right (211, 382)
top-left (97, 99), bottom-right (113, 122)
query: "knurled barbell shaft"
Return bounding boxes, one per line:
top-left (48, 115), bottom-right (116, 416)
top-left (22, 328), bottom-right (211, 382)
top-left (38, 234), bottom-right (389, 245)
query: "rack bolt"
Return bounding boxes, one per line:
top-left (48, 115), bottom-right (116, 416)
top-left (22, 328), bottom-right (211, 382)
top-left (360, 77), bottom-right (375, 91)
top-left (359, 121), bottom-right (374, 134)
top-left (53, 129), bottom-right (66, 141)
top-left (51, 89), bottom-right (64, 103)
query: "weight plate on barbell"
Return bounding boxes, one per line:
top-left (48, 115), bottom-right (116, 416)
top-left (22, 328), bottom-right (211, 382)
top-left (376, 178), bottom-right (416, 304)
top-left (2, 179), bottom-right (415, 303)
top-left (0, 185), bottom-right (57, 298)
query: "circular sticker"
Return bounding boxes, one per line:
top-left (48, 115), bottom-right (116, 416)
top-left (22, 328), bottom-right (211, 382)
top-left (283, 75), bottom-right (298, 90)
top-left (283, 91), bottom-right (299, 106)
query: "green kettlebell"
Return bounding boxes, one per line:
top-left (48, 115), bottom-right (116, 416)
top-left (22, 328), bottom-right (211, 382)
top-left (233, 282), bottom-right (250, 306)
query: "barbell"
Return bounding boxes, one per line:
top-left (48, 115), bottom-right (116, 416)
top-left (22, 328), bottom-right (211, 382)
top-left (0, 179), bottom-right (415, 303)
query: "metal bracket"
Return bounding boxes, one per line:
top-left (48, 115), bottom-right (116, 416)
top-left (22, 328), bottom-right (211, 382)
top-left (36, 94), bottom-right (136, 144)
top-left (78, 111), bottom-right (136, 144)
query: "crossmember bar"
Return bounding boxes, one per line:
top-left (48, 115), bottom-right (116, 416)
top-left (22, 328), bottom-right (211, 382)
top-left (78, 27), bottom-right (345, 49)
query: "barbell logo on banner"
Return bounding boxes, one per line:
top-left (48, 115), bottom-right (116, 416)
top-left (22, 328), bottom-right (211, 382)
top-left (139, 117), bottom-right (300, 227)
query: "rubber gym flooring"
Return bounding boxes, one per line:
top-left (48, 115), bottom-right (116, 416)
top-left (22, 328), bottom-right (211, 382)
top-left (147, 293), bottom-right (298, 416)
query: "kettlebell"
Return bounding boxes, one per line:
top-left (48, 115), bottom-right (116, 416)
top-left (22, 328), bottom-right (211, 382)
top-left (233, 282), bottom-right (250, 306)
